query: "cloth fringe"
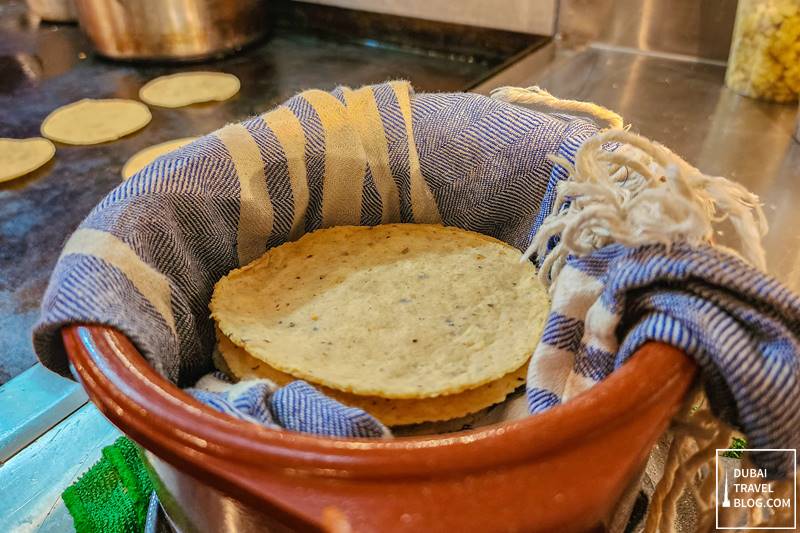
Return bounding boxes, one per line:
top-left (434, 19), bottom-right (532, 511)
top-left (491, 85), bottom-right (625, 130)
top-left (522, 128), bottom-right (768, 287)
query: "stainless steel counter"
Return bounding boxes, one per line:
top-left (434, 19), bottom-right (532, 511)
top-left (476, 43), bottom-right (800, 291)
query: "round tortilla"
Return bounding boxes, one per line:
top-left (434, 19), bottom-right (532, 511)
top-left (41, 99), bottom-right (151, 145)
top-left (0, 137), bottom-right (56, 183)
top-left (212, 224), bottom-right (548, 399)
top-left (216, 331), bottom-right (528, 426)
top-left (121, 137), bottom-right (198, 179)
top-left (139, 72), bottom-right (240, 108)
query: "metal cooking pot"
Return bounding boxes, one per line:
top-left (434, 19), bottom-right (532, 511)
top-left (73, 0), bottom-right (269, 61)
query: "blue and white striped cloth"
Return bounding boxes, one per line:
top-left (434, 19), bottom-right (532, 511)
top-left (525, 139), bottom-right (800, 477)
top-left (187, 372), bottom-right (389, 438)
top-left (526, 241), bottom-right (800, 477)
top-left (33, 82), bottom-right (799, 475)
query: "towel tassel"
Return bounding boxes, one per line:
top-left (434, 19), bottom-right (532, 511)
top-left (522, 128), bottom-right (768, 288)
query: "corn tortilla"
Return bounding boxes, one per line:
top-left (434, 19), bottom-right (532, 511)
top-left (0, 137), bottom-right (55, 183)
top-left (41, 98), bottom-right (151, 145)
top-left (139, 72), bottom-right (240, 108)
top-left (212, 224), bottom-right (547, 399)
top-left (216, 331), bottom-right (528, 426)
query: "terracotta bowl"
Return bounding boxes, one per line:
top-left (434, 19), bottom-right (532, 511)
top-left (63, 324), bottom-right (696, 532)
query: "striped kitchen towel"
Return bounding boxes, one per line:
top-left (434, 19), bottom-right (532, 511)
top-left (523, 127), bottom-right (800, 476)
top-left (32, 81), bottom-right (598, 428)
top-left (526, 242), bottom-right (800, 476)
top-left (187, 372), bottom-right (390, 438)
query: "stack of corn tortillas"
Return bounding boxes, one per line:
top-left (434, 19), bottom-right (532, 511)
top-left (211, 224), bottom-right (549, 426)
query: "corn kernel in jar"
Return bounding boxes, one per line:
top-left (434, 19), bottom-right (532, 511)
top-left (726, 0), bottom-right (800, 103)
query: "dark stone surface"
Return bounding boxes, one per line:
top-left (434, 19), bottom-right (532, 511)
top-left (0, 0), bottom-right (543, 383)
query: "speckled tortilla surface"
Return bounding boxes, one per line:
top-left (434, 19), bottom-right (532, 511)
top-left (216, 330), bottom-right (528, 426)
top-left (211, 224), bottom-right (548, 399)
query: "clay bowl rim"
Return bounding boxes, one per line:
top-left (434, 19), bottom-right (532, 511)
top-left (63, 324), bottom-right (696, 481)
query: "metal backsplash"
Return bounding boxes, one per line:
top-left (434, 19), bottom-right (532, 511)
top-left (558, 0), bottom-right (738, 62)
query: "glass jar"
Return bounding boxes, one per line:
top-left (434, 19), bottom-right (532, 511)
top-left (795, 100), bottom-right (800, 140)
top-left (726, 0), bottom-right (800, 103)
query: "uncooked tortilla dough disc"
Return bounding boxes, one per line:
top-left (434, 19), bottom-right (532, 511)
top-left (212, 224), bottom-right (549, 399)
top-left (0, 137), bottom-right (56, 183)
top-left (121, 137), bottom-right (198, 179)
top-left (139, 72), bottom-right (240, 108)
top-left (216, 331), bottom-right (528, 426)
top-left (41, 99), bottom-right (151, 145)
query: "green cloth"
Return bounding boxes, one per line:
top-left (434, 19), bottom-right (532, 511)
top-left (62, 436), bottom-right (154, 533)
